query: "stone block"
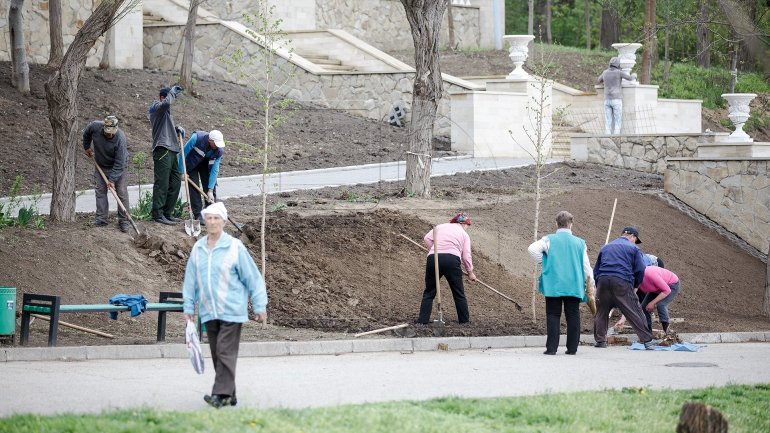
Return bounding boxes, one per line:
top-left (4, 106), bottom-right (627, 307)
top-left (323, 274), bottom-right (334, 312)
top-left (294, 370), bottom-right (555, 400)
top-left (523, 335), bottom-right (546, 347)
top-left (240, 341), bottom-right (290, 357)
top-left (6, 346), bottom-right (87, 362)
top-left (159, 344), bottom-right (189, 359)
top-left (679, 333), bottom-right (721, 344)
top-left (352, 338), bottom-right (414, 353)
top-left (287, 340), bottom-right (354, 356)
top-left (469, 336), bottom-right (525, 349)
top-left (87, 345), bottom-right (161, 360)
top-left (412, 337), bottom-right (471, 351)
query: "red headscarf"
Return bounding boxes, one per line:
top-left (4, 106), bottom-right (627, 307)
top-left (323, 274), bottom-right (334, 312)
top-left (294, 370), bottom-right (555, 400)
top-left (450, 212), bottom-right (471, 225)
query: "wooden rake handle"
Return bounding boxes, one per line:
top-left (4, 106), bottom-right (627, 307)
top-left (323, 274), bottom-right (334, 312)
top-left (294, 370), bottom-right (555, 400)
top-left (89, 155), bottom-right (141, 236)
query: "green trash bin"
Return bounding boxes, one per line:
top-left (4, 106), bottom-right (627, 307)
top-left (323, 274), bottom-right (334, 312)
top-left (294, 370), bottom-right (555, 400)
top-left (0, 287), bottom-right (17, 338)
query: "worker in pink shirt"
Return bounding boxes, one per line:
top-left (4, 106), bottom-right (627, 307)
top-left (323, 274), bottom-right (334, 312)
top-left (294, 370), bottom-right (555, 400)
top-left (638, 263), bottom-right (681, 334)
top-left (417, 212), bottom-right (477, 324)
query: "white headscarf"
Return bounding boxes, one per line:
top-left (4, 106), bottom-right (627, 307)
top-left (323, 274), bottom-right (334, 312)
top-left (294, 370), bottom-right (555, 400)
top-left (201, 202), bottom-right (227, 221)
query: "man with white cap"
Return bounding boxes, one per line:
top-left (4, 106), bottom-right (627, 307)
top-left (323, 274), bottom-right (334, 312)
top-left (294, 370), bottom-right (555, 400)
top-left (179, 130), bottom-right (225, 225)
top-left (183, 202), bottom-right (267, 409)
top-left (82, 115), bottom-right (130, 232)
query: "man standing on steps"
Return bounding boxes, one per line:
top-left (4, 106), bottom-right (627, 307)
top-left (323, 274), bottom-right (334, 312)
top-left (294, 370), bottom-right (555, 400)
top-left (528, 211), bottom-right (594, 355)
top-left (598, 57), bottom-right (635, 135)
top-left (149, 84), bottom-right (185, 225)
top-left (179, 130), bottom-right (225, 226)
top-left (593, 226), bottom-right (658, 349)
top-left (82, 115), bottom-right (130, 233)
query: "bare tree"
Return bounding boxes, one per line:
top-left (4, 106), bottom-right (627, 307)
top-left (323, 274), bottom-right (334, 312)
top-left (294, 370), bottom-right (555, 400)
top-left (639, 0), bottom-right (656, 84)
top-left (180, 0), bottom-right (207, 94)
top-left (662, 0), bottom-right (672, 82)
top-left (545, 0), bottom-right (553, 44)
top-left (99, 30), bottom-right (112, 69)
top-left (765, 245), bottom-right (770, 318)
top-left (585, 0), bottom-right (591, 50)
top-left (600, 0), bottom-right (619, 50)
top-left (46, 0), bottom-right (134, 221)
top-left (446, 0), bottom-right (456, 50)
top-left (718, 0), bottom-right (770, 78)
top-left (9, 0), bottom-right (30, 94)
top-left (400, 0), bottom-right (447, 198)
top-left (47, 0), bottom-right (64, 68)
top-left (696, 0), bottom-right (710, 68)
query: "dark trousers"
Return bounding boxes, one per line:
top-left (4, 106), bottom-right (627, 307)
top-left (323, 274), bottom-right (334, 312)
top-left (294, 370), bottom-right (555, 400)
top-left (594, 276), bottom-right (653, 344)
top-left (151, 147), bottom-right (181, 219)
top-left (93, 168), bottom-right (129, 225)
top-left (205, 320), bottom-right (243, 398)
top-left (188, 163), bottom-right (216, 219)
top-left (545, 296), bottom-right (581, 353)
top-left (418, 254), bottom-right (469, 324)
top-left (641, 281), bottom-right (680, 332)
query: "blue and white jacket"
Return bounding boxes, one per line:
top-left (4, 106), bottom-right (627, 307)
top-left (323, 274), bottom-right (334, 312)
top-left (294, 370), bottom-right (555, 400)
top-left (178, 131), bottom-right (223, 190)
top-left (183, 232), bottom-right (267, 323)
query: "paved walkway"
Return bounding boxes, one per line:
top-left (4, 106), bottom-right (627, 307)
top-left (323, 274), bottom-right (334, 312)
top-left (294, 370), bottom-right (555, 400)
top-left (1, 156), bottom-right (536, 216)
top-left (1, 339), bottom-right (769, 416)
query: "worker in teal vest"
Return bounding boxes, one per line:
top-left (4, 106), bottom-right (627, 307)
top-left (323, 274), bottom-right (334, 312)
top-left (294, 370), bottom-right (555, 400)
top-left (528, 211), bottom-right (594, 355)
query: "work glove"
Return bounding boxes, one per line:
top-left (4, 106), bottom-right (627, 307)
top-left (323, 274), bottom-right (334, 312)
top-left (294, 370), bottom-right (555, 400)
top-left (206, 191), bottom-right (215, 203)
top-left (171, 84), bottom-right (184, 95)
top-left (176, 126), bottom-right (186, 140)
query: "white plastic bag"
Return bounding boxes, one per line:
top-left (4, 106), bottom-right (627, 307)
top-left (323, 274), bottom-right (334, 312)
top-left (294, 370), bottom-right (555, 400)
top-left (186, 320), bottom-right (204, 375)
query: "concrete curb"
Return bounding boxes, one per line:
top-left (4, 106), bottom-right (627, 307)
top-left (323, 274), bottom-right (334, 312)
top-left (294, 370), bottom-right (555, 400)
top-left (3, 331), bottom-right (769, 362)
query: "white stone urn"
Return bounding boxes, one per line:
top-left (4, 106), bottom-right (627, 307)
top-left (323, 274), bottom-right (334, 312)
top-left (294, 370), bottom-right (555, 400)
top-left (503, 35), bottom-right (535, 80)
top-left (611, 42), bottom-right (642, 78)
top-left (721, 93), bottom-right (757, 143)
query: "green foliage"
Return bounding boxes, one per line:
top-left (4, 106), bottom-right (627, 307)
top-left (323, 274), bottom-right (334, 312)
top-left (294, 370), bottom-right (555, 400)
top-left (654, 62), bottom-right (770, 109)
top-left (338, 190), bottom-right (377, 203)
top-left (1, 384), bottom-right (768, 433)
top-left (130, 191), bottom-right (186, 221)
top-left (131, 151), bottom-right (148, 194)
top-left (271, 202), bottom-right (287, 212)
top-left (0, 176), bottom-right (44, 229)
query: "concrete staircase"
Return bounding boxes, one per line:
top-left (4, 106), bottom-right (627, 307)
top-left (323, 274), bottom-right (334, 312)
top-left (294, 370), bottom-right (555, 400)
top-left (287, 30), bottom-right (410, 73)
top-left (550, 124), bottom-right (583, 159)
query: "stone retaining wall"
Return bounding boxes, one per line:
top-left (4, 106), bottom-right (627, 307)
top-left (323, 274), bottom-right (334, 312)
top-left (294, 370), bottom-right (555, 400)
top-left (570, 134), bottom-right (716, 174)
top-left (0, 1), bottom-right (105, 66)
top-left (144, 23), bottom-right (465, 136)
top-left (665, 159), bottom-right (770, 254)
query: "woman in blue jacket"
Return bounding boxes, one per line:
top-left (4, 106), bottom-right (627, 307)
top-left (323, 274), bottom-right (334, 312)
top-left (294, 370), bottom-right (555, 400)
top-left (183, 202), bottom-right (267, 408)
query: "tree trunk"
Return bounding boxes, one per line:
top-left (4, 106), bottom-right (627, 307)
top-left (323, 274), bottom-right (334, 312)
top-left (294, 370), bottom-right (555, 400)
top-left (446, 0), bottom-right (455, 50)
top-left (528, 0), bottom-right (535, 36)
top-left (99, 30), bottom-right (112, 70)
top-left (639, 0), bottom-right (656, 84)
top-left (600, 0), bottom-right (618, 50)
top-left (47, 0), bottom-right (64, 69)
top-left (46, 0), bottom-right (129, 221)
top-left (9, 0), bottom-right (30, 94)
top-left (719, 0), bottom-right (770, 77)
top-left (584, 0), bottom-right (591, 50)
top-left (400, 0), bottom-right (446, 198)
top-left (180, 0), bottom-right (204, 93)
top-left (762, 244), bottom-right (770, 318)
top-left (696, 0), bottom-right (710, 68)
top-left (544, 0), bottom-right (552, 43)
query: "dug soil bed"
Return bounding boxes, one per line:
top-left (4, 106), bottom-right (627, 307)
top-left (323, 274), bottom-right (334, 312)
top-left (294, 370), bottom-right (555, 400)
top-left (3, 162), bottom-right (768, 347)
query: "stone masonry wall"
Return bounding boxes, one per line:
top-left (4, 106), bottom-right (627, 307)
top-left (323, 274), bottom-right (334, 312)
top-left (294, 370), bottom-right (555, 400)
top-left (0, 0), bottom-right (105, 66)
top-left (204, 0), bottom-right (481, 51)
top-left (144, 23), bottom-right (464, 136)
top-left (575, 134), bottom-right (713, 174)
top-left (665, 159), bottom-right (770, 254)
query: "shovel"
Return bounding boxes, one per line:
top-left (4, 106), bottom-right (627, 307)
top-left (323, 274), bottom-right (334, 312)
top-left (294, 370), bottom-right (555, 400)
top-left (89, 155), bottom-right (141, 236)
top-left (178, 133), bottom-right (201, 237)
top-left (185, 177), bottom-right (245, 234)
top-left (432, 226), bottom-right (445, 336)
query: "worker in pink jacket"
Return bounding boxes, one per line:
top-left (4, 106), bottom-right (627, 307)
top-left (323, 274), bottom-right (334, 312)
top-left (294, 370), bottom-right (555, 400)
top-left (638, 263), bottom-right (680, 334)
top-left (417, 212), bottom-right (477, 324)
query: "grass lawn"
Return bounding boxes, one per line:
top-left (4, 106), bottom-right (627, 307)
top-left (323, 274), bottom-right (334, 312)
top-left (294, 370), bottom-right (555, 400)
top-left (1, 384), bottom-right (768, 433)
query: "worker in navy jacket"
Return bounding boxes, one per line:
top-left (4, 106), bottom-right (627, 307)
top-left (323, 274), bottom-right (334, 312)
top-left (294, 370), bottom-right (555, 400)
top-left (178, 130), bottom-right (225, 224)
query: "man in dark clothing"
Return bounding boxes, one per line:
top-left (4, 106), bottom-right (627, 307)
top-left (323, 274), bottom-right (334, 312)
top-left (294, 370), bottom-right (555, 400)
top-left (149, 85), bottom-right (185, 225)
top-left (597, 57), bottom-right (635, 135)
top-left (83, 115), bottom-right (130, 233)
top-left (179, 130), bottom-right (225, 225)
top-left (593, 226), bottom-right (658, 349)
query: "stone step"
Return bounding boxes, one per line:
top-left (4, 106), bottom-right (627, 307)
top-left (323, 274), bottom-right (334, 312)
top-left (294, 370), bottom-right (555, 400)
top-left (322, 64), bottom-right (356, 71)
top-left (306, 57), bottom-right (343, 66)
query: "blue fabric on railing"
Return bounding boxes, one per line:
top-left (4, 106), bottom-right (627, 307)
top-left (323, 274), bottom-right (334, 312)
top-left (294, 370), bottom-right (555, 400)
top-left (108, 294), bottom-right (148, 320)
top-left (629, 342), bottom-right (704, 351)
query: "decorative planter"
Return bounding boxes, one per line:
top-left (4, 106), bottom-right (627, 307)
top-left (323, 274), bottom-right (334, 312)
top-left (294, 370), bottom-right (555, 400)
top-left (503, 35), bottom-right (535, 80)
top-left (721, 93), bottom-right (757, 142)
top-left (611, 42), bottom-right (642, 78)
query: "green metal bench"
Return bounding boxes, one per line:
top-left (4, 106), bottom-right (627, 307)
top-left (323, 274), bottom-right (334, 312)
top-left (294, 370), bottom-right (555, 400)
top-left (20, 292), bottom-right (186, 347)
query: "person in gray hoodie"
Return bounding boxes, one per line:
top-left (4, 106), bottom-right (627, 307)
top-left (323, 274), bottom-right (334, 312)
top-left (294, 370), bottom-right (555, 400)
top-left (597, 57), bottom-right (635, 134)
top-left (82, 115), bottom-right (130, 232)
top-left (148, 85), bottom-right (185, 225)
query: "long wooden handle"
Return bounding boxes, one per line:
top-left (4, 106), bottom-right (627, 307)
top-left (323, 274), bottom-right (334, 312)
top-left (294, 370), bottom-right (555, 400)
top-left (398, 233), bottom-right (522, 310)
top-left (185, 177), bottom-right (244, 233)
top-left (178, 133), bottom-right (195, 222)
top-left (31, 313), bottom-right (115, 339)
top-left (354, 323), bottom-right (408, 337)
top-left (605, 198), bottom-right (618, 245)
top-left (90, 155), bottom-right (140, 235)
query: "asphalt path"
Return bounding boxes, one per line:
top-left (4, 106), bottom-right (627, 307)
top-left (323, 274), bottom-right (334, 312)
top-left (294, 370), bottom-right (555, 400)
top-left (1, 342), bottom-right (769, 417)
